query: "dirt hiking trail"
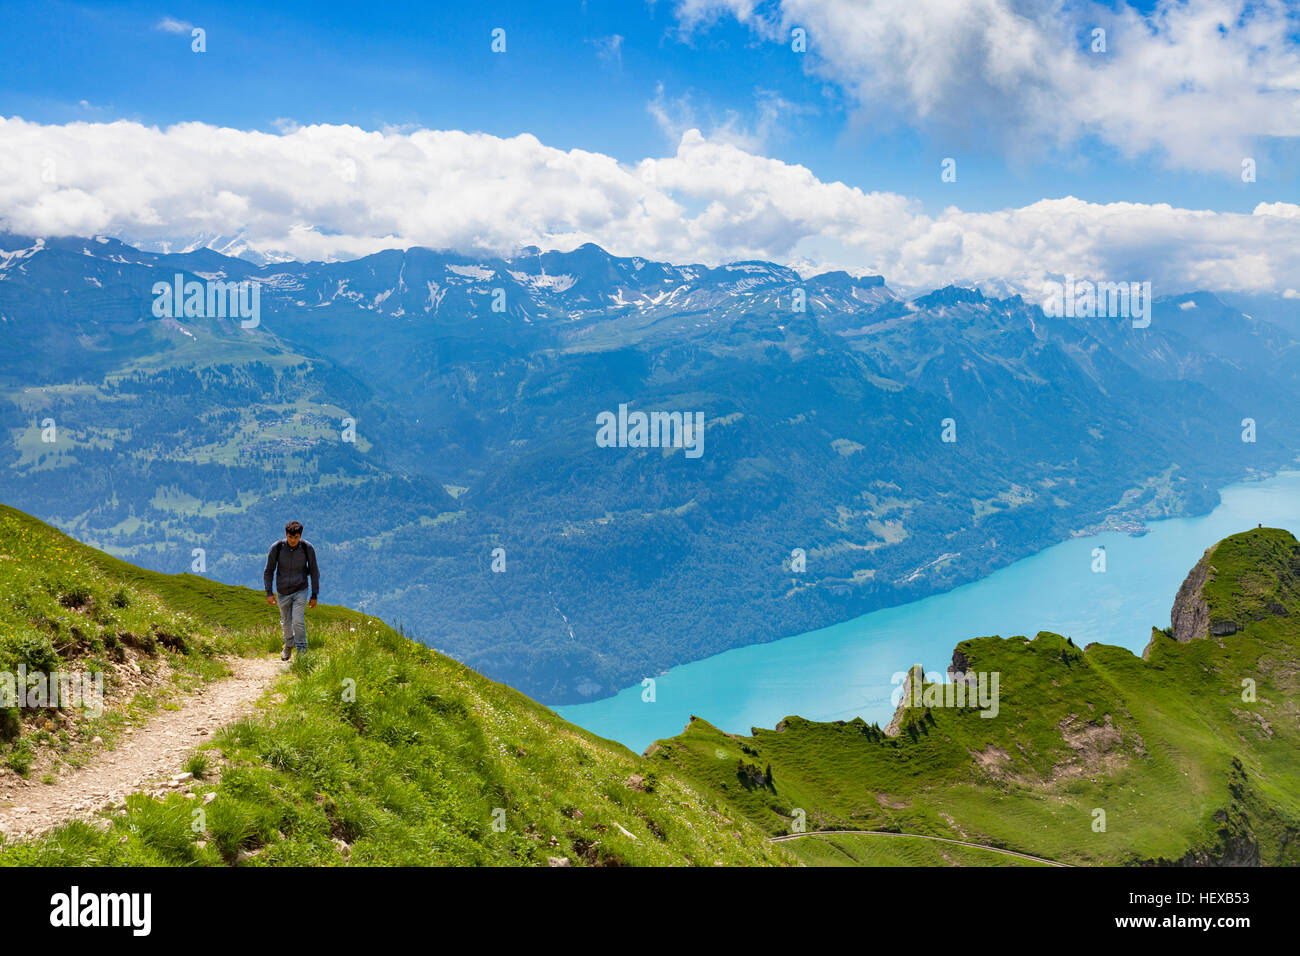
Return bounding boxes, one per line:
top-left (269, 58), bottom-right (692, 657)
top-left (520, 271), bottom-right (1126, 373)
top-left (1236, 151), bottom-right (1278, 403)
top-left (771, 829), bottom-right (1070, 866)
top-left (0, 656), bottom-right (283, 840)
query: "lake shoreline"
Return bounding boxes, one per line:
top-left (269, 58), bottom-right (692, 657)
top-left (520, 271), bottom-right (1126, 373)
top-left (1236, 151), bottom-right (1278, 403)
top-left (557, 467), bottom-right (1300, 752)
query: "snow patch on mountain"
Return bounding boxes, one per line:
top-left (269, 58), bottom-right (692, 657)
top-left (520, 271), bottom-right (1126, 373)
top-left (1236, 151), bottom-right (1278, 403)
top-left (426, 280), bottom-right (447, 313)
top-left (725, 277), bottom-right (773, 293)
top-left (259, 273), bottom-right (306, 292)
top-left (447, 264), bottom-right (496, 281)
top-left (0, 238), bottom-right (45, 271)
top-left (533, 273), bottom-right (576, 293)
top-left (507, 270), bottom-right (577, 293)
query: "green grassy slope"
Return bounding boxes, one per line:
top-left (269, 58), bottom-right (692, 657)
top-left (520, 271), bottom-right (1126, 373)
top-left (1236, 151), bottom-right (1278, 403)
top-left (0, 504), bottom-right (788, 866)
top-left (6, 502), bottom-right (1298, 867)
top-left (649, 528), bottom-right (1300, 866)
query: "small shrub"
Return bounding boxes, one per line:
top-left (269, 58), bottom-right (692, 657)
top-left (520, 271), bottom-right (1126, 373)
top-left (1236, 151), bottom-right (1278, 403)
top-left (121, 631), bottom-right (157, 654)
top-left (58, 587), bottom-right (92, 610)
top-left (155, 630), bottom-right (188, 654)
top-left (125, 795), bottom-right (198, 863)
top-left (208, 798), bottom-right (267, 861)
top-left (0, 707), bottom-right (20, 743)
top-left (67, 626), bottom-right (89, 652)
top-left (6, 740), bottom-right (35, 775)
top-left (13, 634), bottom-right (59, 673)
top-left (90, 606), bottom-right (117, 627)
top-left (184, 752), bottom-right (209, 779)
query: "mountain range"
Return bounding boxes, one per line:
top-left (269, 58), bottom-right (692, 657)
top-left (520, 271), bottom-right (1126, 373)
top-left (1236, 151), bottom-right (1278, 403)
top-left (2, 231), bottom-right (1298, 703)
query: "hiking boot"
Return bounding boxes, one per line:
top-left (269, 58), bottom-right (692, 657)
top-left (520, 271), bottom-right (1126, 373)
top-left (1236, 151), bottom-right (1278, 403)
top-left (281, 646), bottom-right (292, 661)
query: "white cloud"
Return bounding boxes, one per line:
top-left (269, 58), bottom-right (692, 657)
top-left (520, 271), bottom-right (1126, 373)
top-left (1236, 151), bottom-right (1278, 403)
top-left (2, 116), bottom-right (1300, 293)
top-left (1255, 201), bottom-right (1300, 219)
top-left (154, 16), bottom-right (194, 34)
top-left (673, 0), bottom-right (1300, 171)
top-left (648, 84), bottom-right (809, 153)
top-left (591, 34), bottom-right (624, 69)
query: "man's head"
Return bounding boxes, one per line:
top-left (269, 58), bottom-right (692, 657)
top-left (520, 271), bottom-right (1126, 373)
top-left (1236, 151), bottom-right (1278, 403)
top-left (285, 520), bottom-right (303, 545)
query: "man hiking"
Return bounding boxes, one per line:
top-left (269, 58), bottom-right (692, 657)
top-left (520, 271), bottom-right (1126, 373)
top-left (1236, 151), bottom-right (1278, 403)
top-left (264, 521), bottom-right (320, 660)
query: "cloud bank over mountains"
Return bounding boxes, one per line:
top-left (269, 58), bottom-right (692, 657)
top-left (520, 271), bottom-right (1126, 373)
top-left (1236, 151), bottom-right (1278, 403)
top-left (4, 1), bottom-right (1300, 293)
top-left (674, 0), bottom-right (1300, 172)
top-left (1, 114), bottom-right (1298, 295)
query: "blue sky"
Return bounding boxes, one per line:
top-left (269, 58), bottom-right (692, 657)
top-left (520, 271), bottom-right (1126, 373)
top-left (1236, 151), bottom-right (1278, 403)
top-left (1, 0), bottom-right (1290, 216)
top-left (2, 0), bottom-right (1299, 294)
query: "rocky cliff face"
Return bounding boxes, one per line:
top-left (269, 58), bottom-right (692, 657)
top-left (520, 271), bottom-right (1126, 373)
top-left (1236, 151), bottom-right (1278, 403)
top-left (884, 664), bottom-right (925, 738)
top-left (1170, 548), bottom-right (1215, 643)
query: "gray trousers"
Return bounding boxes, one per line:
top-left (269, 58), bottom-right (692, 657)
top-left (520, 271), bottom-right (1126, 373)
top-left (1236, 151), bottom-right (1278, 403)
top-left (277, 588), bottom-right (309, 651)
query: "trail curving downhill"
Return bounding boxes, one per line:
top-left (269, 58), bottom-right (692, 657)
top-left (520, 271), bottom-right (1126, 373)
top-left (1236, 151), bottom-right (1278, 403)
top-left (771, 829), bottom-right (1071, 866)
top-left (0, 657), bottom-right (283, 840)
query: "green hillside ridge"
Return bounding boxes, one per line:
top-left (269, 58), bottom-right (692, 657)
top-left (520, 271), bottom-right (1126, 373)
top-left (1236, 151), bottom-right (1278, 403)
top-left (649, 527), bottom-right (1300, 866)
top-left (0, 504), bottom-right (788, 866)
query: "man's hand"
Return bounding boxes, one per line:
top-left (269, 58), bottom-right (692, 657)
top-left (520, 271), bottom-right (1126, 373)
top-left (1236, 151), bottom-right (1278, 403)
top-left (308, 598), bottom-right (318, 609)
top-left (266, 594), bottom-right (276, 605)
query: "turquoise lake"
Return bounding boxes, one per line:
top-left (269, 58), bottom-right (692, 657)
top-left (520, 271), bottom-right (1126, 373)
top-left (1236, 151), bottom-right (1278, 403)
top-left (555, 470), bottom-right (1300, 752)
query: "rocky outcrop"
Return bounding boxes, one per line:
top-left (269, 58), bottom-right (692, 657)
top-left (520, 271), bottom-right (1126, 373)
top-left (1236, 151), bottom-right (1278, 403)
top-left (1167, 529), bottom-right (1300, 649)
top-left (1170, 547), bottom-right (1215, 643)
top-left (1145, 828), bottom-right (1262, 867)
top-left (884, 665), bottom-right (924, 738)
top-left (948, 647), bottom-right (973, 679)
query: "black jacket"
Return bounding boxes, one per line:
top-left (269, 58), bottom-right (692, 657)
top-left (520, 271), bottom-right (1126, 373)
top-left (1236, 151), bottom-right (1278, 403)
top-left (264, 539), bottom-right (320, 598)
